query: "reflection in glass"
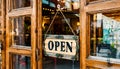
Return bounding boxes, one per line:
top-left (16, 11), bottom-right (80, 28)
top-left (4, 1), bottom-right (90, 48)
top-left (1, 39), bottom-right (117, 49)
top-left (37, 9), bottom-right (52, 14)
top-left (90, 13), bottom-right (120, 59)
top-left (11, 17), bottom-right (31, 46)
top-left (12, 54), bottom-right (30, 69)
top-left (12, 0), bottom-right (31, 9)
top-left (43, 57), bottom-right (79, 69)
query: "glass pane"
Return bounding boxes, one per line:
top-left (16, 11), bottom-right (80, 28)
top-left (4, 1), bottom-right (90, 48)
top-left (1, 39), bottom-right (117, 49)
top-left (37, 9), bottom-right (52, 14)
top-left (43, 57), bottom-right (79, 69)
top-left (42, 1), bottom-right (80, 35)
top-left (11, 16), bottom-right (31, 46)
top-left (12, 54), bottom-right (30, 69)
top-left (12, 0), bottom-right (31, 9)
top-left (90, 12), bottom-right (120, 60)
top-left (42, 0), bottom-right (80, 69)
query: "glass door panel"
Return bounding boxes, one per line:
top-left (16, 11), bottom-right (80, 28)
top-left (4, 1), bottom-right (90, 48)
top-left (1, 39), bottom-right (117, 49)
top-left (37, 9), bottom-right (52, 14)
top-left (11, 0), bottom-right (31, 9)
top-left (12, 54), bottom-right (31, 69)
top-left (89, 12), bottom-right (120, 63)
top-left (42, 0), bottom-right (80, 69)
top-left (5, 0), bottom-right (37, 69)
top-left (10, 16), bottom-right (31, 47)
top-left (43, 57), bottom-right (79, 69)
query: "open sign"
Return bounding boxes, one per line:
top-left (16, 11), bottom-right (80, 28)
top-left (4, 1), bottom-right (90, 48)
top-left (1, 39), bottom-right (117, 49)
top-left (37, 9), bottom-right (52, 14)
top-left (44, 35), bottom-right (79, 60)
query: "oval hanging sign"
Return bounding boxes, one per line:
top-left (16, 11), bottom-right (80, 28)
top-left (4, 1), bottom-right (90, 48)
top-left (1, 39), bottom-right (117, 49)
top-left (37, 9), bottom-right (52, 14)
top-left (44, 35), bottom-right (79, 60)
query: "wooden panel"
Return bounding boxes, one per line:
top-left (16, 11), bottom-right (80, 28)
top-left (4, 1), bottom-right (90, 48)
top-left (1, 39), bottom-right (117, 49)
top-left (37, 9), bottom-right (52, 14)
top-left (86, 15), bottom-right (91, 57)
top-left (9, 47), bottom-right (31, 55)
top-left (80, 0), bottom-right (87, 69)
top-left (11, 45), bottom-right (31, 50)
top-left (31, 0), bottom-right (37, 69)
top-left (8, 7), bottom-right (32, 17)
top-left (86, 59), bottom-right (120, 69)
top-left (37, 0), bottom-right (43, 69)
top-left (6, 1), bottom-right (11, 68)
top-left (85, 0), bottom-right (120, 14)
top-left (1, 0), bottom-right (6, 69)
top-left (6, 16), bottom-right (10, 69)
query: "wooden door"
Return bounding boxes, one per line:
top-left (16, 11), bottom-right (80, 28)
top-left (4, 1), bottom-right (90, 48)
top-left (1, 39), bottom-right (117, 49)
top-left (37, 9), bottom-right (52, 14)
top-left (5, 0), bottom-right (42, 69)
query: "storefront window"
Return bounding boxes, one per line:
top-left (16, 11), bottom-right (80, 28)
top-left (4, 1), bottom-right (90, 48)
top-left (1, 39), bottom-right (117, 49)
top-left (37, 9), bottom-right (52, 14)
top-left (42, 0), bottom-right (80, 69)
top-left (90, 12), bottom-right (120, 61)
top-left (10, 16), bottom-right (31, 47)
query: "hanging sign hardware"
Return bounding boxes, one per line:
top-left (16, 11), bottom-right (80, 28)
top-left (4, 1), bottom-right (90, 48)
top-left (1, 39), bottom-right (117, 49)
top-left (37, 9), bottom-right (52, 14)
top-left (44, 3), bottom-right (79, 60)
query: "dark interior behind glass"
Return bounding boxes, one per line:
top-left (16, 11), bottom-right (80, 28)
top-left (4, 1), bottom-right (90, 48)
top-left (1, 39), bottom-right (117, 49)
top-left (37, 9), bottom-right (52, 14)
top-left (42, 0), bottom-right (80, 69)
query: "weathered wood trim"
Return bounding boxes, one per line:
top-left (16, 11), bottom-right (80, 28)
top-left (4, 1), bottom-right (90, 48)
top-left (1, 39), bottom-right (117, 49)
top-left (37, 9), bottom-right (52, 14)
top-left (86, 59), bottom-right (120, 69)
top-left (86, 15), bottom-right (91, 57)
top-left (11, 45), bottom-right (31, 50)
top-left (85, 0), bottom-right (120, 14)
top-left (80, 0), bottom-right (87, 69)
top-left (8, 7), bottom-right (32, 17)
top-left (37, 0), bottom-right (43, 69)
top-left (9, 48), bottom-right (31, 55)
top-left (5, 50), bottom-right (9, 69)
top-left (31, 0), bottom-right (37, 69)
top-left (1, 0), bottom-right (6, 69)
top-left (9, 54), bottom-right (12, 69)
top-left (6, 1), bottom-right (11, 69)
top-left (6, 16), bottom-right (10, 69)
top-left (93, 14), bottom-right (97, 56)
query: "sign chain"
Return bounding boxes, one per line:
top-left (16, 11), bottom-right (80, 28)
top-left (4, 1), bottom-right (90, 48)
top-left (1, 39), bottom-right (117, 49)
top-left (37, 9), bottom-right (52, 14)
top-left (45, 4), bottom-right (76, 36)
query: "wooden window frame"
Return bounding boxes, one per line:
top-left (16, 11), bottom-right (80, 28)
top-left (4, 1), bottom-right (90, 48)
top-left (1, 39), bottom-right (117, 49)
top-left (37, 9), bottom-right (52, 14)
top-left (4, 0), bottom-right (43, 69)
top-left (80, 0), bottom-right (120, 69)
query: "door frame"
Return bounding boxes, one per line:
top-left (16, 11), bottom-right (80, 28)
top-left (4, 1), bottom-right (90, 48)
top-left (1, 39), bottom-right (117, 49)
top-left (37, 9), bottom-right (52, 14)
top-left (1, 0), bottom-right (6, 69)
